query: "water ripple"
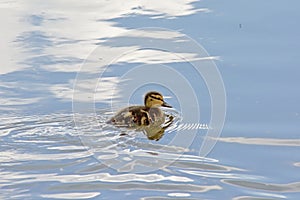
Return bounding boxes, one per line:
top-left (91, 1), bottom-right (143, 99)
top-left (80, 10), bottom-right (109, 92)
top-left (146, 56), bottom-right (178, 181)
top-left (223, 179), bottom-right (300, 193)
top-left (41, 192), bottom-right (101, 199)
top-left (216, 137), bottom-right (300, 147)
top-left (0, 113), bottom-right (296, 199)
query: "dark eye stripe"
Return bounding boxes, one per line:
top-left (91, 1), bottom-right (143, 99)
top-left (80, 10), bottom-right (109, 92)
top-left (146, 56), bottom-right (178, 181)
top-left (150, 95), bottom-right (163, 101)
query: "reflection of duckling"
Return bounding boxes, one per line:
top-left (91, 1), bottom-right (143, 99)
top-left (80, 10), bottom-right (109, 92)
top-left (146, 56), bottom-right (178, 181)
top-left (107, 91), bottom-right (174, 140)
top-left (142, 114), bottom-right (174, 141)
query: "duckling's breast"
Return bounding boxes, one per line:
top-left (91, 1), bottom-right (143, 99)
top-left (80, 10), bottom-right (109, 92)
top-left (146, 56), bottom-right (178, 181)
top-left (146, 107), bottom-right (165, 124)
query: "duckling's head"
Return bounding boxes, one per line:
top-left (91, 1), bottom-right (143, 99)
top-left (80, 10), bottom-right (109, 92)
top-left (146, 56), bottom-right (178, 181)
top-left (144, 91), bottom-right (172, 108)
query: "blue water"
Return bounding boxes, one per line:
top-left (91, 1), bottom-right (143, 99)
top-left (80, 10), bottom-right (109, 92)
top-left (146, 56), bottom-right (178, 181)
top-left (1, 1), bottom-right (300, 199)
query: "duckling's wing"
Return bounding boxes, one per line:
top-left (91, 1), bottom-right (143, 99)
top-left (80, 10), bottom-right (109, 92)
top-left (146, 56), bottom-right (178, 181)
top-left (108, 106), bottom-right (147, 128)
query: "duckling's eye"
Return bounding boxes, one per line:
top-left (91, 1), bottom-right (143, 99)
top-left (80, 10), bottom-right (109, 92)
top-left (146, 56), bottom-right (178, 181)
top-left (150, 99), bottom-right (153, 101)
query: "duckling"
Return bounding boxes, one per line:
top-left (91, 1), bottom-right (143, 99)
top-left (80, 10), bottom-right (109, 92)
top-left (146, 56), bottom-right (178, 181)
top-left (107, 91), bottom-right (172, 129)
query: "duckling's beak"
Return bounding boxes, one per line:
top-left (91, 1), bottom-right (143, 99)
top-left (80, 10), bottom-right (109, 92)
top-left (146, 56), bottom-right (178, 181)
top-left (162, 101), bottom-right (172, 108)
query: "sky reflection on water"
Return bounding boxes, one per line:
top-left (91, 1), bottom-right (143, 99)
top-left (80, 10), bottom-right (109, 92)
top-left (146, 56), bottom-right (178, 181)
top-left (1, 0), bottom-right (300, 199)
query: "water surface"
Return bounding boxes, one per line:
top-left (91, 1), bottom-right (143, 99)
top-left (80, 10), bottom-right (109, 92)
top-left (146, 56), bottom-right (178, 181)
top-left (1, 0), bottom-right (300, 199)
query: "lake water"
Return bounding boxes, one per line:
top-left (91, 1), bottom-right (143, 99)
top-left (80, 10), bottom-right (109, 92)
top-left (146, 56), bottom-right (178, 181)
top-left (1, 1), bottom-right (300, 199)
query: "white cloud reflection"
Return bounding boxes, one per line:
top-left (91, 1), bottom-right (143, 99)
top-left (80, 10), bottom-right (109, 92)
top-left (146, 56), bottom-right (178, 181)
top-left (127, 0), bottom-right (210, 19)
top-left (1, 0), bottom-right (210, 110)
top-left (41, 192), bottom-right (101, 199)
top-left (0, 0), bottom-right (208, 98)
top-left (294, 162), bottom-right (300, 167)
top-left (117, 49), bottom-right (201, 64)
top-left (1, 0), bottom-right (209, 73)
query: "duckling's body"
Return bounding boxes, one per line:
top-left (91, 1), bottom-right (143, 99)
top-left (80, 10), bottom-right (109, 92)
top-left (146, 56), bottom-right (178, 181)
top-left (108, 91), bottom-right (171, 129)
top-left (109, 106), bottom-right (164, 128)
